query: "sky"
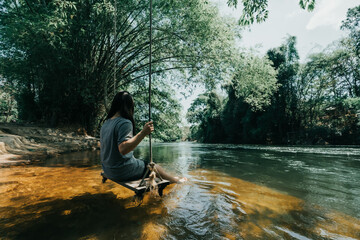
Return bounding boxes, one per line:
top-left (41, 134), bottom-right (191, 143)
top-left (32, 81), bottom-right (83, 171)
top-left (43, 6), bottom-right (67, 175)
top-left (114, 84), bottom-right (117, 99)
top-left (178, 0), bottom-right (359, 124)
top-left (215, 0), bottom-right (359, 61)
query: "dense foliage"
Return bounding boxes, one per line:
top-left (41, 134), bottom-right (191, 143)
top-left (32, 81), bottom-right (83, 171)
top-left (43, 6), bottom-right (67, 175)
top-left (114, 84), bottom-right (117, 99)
top-left (227, 0), bottom-right (315, 25)
top-left (188, 5), bottom-right (360, 144)
top-left (2, 0), bottom-right (357, 145)
top-left (0, 80), bottom-right (18, 122)
top-left (0, 0), bottom-right (236, 139)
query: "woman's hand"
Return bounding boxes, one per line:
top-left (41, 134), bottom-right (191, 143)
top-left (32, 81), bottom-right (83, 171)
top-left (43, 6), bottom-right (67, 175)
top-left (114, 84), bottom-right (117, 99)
top-left (141, 121), bottom-right (154, 136)
top-left (119, 121), bottom-right (154, 155)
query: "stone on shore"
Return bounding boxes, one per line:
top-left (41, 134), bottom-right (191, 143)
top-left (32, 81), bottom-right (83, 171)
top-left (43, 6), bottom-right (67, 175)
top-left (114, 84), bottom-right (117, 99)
top-left (0, 123), bottom-right (100, 166)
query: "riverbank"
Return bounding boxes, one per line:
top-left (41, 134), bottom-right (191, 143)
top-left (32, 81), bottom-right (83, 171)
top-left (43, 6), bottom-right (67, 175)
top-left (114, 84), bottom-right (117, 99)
top-left (0, 123), bottom-right (99, 166)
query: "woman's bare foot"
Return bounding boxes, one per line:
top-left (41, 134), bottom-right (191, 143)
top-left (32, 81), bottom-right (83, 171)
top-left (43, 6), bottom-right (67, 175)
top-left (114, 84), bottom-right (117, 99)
top-left (153, 164), bottom-right (188, 184)
top-left (174, 177), bottom-right (188, 184)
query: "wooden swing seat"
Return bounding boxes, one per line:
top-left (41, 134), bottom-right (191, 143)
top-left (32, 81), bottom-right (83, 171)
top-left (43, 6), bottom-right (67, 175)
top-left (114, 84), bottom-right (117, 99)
top-left (101, 172), bottom-right (170, 197)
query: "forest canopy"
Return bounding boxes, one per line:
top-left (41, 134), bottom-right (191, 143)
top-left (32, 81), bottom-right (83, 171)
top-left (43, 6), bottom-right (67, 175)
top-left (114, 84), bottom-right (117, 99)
top-left (187, 5), bottom-right (360, 144)
top-left (1, 0), bottom-right (359, 144)
top-left (0, 0), bottom-right (238, 138)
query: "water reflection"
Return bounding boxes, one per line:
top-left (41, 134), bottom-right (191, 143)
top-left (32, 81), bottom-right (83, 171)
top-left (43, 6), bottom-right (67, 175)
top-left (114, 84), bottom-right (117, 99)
top-left (1, 142), bottom-right (359, 239)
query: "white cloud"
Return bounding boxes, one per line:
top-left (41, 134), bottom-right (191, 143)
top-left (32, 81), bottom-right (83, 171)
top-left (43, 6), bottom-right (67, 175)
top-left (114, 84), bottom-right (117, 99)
top-left (306, 0), bottom-right (359, 30)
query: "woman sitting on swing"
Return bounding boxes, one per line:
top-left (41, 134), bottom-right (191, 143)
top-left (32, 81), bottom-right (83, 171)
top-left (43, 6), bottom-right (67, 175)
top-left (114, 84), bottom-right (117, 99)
top-left (100, 91), bottom-right (187, 184)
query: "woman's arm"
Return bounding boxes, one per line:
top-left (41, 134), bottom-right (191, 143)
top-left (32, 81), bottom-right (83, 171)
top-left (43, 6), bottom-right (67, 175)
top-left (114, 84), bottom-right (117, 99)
top-left (118, 121), bottom-right (154, 155)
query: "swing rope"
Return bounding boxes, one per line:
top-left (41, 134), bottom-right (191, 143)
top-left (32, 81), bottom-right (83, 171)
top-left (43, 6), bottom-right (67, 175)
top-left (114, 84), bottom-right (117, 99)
top-left (101, 0), bottom-right (168, 199)
top-left (113, 0), bottom-right (117, 95)
top-left (137, 0), bottom-right (162, 188)
top-left (148, 0), bottom-right (153, 164)
top-left (114, 0), bottom-right (153, 165)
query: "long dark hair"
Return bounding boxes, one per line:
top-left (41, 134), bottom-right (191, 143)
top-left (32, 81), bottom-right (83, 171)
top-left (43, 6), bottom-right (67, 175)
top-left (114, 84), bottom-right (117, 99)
top-left (106, 91), bottom-right (135, 134)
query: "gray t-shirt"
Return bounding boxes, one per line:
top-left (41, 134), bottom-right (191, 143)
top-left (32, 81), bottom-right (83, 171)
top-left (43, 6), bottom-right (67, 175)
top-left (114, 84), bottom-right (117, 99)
top-left (100, 117), bottom-right (145, 181)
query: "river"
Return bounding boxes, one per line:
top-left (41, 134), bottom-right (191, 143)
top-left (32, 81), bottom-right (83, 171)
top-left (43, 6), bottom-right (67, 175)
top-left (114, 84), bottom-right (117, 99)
top-left (1, 142), bottom-right (359, 239)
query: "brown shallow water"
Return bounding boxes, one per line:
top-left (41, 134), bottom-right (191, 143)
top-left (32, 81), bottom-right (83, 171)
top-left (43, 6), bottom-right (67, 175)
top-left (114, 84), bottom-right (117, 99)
top-left (1, 143), bottom-right (360, 239)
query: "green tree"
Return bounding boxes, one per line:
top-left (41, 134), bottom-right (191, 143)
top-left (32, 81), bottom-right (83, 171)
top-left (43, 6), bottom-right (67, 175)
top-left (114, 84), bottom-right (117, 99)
top-left (231, 54), bottom-right (279, 111)
top-left (187, 91), bottom-right (225, 143)
top-left (0, 79), bottom-right (18, 122)
top-left (189, 52), bottom-right (278, 143)
top-left (339, 5), bottom-right (360, 97)
top-left (187, 5), bottom-right (360, 145)
top-left (296, 40), bottom-right (360, 144)
top-left (221, 54), bottom-right (278, 143)
top-left (129, 79), bottom-right (182, 142)
top-left (226, 0), bottom-right (315, 25)
top-left (0, 0), bottom-right (237, 136)
top-left (341, 5), bottom-right (360, 56)
top-left (266, 35), bottom-right (300, 142)
top-left (296, 52), bottom-right (333, 130)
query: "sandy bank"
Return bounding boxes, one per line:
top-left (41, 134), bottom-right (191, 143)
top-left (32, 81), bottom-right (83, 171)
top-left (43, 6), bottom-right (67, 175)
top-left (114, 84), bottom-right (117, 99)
top-left (0, 123), bottom-right (99, 166)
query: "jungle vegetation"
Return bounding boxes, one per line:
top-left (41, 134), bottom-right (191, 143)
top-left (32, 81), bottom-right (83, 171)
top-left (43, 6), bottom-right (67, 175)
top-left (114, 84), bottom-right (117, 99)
top-left (187, 5), bottom-right (360, 144)
top-left (0, 0), bottom-right (238, 140)
top-left (1, 0), bottom-right (358, 144)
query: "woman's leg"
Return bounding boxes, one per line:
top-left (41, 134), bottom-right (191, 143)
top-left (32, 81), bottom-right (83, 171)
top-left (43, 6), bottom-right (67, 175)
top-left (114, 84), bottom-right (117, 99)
top-left (154, 164), bottom-right (187, 183)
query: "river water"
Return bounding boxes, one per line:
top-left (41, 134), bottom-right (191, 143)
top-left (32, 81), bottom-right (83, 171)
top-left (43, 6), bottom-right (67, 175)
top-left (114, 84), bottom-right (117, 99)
top-left (1, 143), bottom-right (359, 239)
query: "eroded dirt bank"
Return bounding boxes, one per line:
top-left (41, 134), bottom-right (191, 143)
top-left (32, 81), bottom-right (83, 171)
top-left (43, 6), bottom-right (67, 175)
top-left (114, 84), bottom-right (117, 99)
top-left (0, 123), bottom-right (99, 165)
